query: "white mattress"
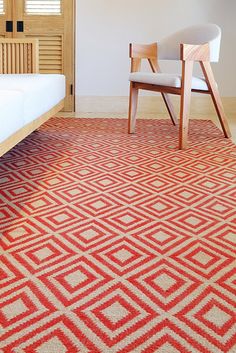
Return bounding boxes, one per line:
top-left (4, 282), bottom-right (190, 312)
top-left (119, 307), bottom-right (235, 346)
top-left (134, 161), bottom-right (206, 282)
top-left (0, 90), bottom-right (24, 143)
top-left (0, 74), bottom-right (65, 124)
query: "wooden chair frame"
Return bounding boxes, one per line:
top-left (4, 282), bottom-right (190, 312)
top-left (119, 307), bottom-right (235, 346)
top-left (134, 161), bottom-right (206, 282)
top-left (128, 42), bottom-right (231, 149)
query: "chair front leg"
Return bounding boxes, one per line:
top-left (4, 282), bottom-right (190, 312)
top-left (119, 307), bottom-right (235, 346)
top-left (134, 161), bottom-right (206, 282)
top-left (200, 61), bottom-right (231, 138)
top-left (128, 82), bottom-right (139, 134)
top-left (179, 60), bottom-right (194, 149)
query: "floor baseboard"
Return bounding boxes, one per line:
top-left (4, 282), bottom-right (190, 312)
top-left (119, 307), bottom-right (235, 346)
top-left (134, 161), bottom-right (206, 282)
top-left (75, 96), bottom-right (236, 117)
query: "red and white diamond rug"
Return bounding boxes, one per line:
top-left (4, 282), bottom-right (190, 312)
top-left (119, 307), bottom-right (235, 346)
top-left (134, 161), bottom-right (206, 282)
top-left (0, 118), bottom-right (236, 353)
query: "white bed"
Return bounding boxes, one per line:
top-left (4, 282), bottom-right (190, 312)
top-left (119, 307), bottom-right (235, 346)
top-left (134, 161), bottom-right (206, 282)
top-left (0, 74), bottom-right (65, 124)
top-left (0, 90), bottom-right (24, 143)
top-left (0, 74), bottom-right (65, 156)
top-left (0, 38), bottom-right (66, 157)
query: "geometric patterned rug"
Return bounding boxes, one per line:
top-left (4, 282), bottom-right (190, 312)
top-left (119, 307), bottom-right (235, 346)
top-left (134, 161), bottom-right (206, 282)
top-left (0, 118), bottom-right (235, 353)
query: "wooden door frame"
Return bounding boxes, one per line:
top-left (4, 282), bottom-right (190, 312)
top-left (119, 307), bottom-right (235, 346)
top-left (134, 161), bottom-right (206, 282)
top-left (65, 0), bottom-right (75, 112)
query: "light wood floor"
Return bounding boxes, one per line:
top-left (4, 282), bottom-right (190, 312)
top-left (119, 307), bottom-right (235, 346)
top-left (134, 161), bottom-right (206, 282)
top-left (60, 95), bottom-right (236, 143)
top-left (60, 112), bottom-right (236, 144)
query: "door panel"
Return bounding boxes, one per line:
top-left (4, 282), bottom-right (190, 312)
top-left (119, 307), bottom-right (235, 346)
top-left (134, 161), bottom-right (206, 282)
top-left (37, 35), bottom-right (63, 74)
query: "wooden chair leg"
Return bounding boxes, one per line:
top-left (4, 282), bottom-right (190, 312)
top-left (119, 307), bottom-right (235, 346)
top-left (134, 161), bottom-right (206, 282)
top-left (153, 61), bottom-right (178, 126)
top-left (128, 82), bottom-right (139, 134)
top-left (200, 61), bottom-right (231, 138)
top-left (179, 61), bottom-right (193, 150)
top-left (161, 93), bottom-right (178, 126)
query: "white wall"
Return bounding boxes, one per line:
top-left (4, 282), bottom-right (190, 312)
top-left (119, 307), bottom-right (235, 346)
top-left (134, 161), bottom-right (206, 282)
top-left (76, 0), bottom-right (236, 98)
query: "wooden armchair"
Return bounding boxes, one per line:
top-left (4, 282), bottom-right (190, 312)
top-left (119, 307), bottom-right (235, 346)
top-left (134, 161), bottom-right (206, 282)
top-left (128, 24), bottom-right (231, 149)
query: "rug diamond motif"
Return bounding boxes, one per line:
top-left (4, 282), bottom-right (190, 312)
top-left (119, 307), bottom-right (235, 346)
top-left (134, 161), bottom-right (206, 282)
top-left (177, 287), bottom-right (236, 350)
top-left (2, 298), bottom-right (28, 321)
top-left (36, 337), bottom-right (67, 353)
top-left (74, 283), bottom-right (157, 345)
top-left (203, 305), bottom-right (232, 328)
top-left (93, 295), bottom-right (140, 331)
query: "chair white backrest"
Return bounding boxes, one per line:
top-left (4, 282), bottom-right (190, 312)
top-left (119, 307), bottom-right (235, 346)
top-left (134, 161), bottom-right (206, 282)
top-left (158, 24), bottom-right (221, 62)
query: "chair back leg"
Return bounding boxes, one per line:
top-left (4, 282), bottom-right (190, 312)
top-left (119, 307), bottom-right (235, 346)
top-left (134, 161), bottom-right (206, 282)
top-left (128, 83), bottom-right (139, 134)
top-left (179, 60), bottom-right (194, 149)
top-left (161, 93), bottom-right (178, 126)
top-left (200, 62), bottom-right (231, 138)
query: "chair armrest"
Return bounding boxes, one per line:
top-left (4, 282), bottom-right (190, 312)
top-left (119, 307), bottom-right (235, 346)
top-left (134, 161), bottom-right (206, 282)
top-left (180, 43), bottom-right (210, 62)
top-left (129, 43), bottom-right (157, 59)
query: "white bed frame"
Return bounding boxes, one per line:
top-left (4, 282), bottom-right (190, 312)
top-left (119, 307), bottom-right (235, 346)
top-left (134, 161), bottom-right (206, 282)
top-left (0, 38), bottom-right (64, 157)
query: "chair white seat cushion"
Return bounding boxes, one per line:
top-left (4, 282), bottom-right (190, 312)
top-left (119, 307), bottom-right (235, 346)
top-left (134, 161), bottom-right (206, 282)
top-left (129, 72), bottom-right (208, 91)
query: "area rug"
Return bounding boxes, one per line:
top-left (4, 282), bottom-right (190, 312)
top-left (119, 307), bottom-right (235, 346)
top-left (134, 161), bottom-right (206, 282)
top-left (0, 118), bottom-right (235, 353)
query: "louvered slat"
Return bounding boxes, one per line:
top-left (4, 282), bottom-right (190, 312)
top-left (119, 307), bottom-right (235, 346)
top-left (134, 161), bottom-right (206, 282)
top-left (0, 0), bottom-right (4, 14)
top-left (27, 35), bottom-right (63, 73)
top-left (39, 36), bottom-right (62, 73)
top-left (25, 0), bottom-right (61, 15)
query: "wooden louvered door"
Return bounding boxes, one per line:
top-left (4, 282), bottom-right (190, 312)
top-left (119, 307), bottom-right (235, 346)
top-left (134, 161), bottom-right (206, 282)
top-left (12, 0), bottom-right (75, 111)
